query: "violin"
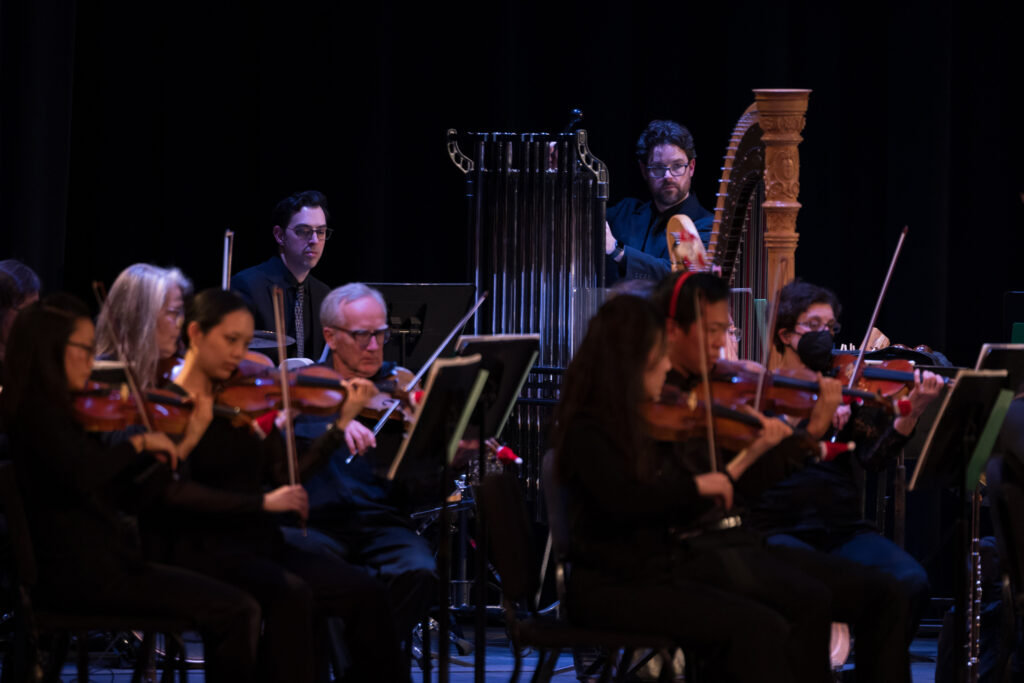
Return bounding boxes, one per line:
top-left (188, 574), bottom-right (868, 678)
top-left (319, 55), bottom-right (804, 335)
top-left (361, 366), bottom-right (418, 426)
top-left (829, 352), bottom-right (946, 400)
top-left (711, 359), bottom-right (898, 417)
top-left (72, 382), bottom-right (244, 433)
top-left (216, 355), bottom-right (351, 419)
top-left (644, 385), bottom-right (767, 452)
top-left (644, 386), bottom-right (853, 463)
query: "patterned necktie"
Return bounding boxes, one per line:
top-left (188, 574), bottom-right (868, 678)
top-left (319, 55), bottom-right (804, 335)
top-left (294, 285), bottom-right (305, 358)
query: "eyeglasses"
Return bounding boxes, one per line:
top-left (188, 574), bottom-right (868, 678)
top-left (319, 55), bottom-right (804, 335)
top-left (330, 326), bottom-right (390, 349)
top-left (795, 318), bottom-right (842, 335)
top-left (646, 161), bottom-right (690, 178)
top-left (288, 226), bottom-right (334, 242)
top-left (163, 307), bottom-right (185, 323)
top-left (67, 341), bottom-right (96, 356)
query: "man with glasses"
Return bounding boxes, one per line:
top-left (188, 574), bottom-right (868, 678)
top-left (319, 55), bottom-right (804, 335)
top-left (604, 120), bottom-right (715, 283)
top-left (747, 278), bottom-right (942, 648)
top-left (285, 283), bottom-right (437, 659)
top-left (232, 190), bottom-right (333, 361)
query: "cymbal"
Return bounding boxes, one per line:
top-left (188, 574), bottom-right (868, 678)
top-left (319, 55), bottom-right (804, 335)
top-left (249, 330), bottom-right (295, 349)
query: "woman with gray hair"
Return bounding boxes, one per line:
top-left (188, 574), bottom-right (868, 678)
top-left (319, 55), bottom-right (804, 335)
top-left (95, 263), bottom-right (192, 388)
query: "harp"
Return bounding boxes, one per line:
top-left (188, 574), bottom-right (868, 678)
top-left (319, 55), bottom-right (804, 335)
top-left (447, 127), bottom-right (608, 504)
top-left (707, 89), bottom-right (811, 363)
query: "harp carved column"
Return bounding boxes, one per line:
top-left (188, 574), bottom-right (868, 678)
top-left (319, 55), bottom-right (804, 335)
top-left (754, 88), bottom-right (810, 302)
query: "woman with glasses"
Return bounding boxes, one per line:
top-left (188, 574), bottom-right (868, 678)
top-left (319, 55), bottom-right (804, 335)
top-left (95, 263), bottom-right (191, 388)
top-left (155, 288), bottom-right (405, 683)
top-left (0, 294), bottom-right (262, 681)
top-left (748, 278), bottom-right (942, 649)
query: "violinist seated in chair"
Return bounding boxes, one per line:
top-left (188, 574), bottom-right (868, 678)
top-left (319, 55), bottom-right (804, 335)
top-left (283, 282), bottom-right (437, 640)
top-left (745, 278), bottom-right (943, 648)
top-left (650, 270), bottom-right (917, 680)
top-left (604, 120), bottom-right (715, 284)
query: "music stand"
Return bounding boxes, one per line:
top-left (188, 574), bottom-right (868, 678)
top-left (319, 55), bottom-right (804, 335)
top-left (975, 343), bottom-right (1024, 396)
top-left (908, 368), bottom-right (1011, 680)
top-left (455, 335), bottom-right (540, 440)
top-left (368, 283), bottom-right (476, 370)
top-left (909, 370), bottom-right (1009, 492)
top-left (386, 354), bottom-right (488, 683)
top-left (454, 334), bottom-right (539, 677)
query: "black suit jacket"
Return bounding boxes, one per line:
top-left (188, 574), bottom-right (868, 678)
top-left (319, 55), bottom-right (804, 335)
top-left (230, 256), bottom-right (331, 362)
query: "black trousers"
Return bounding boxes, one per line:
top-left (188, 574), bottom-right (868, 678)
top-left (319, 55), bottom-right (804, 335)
top-left (179, 540), bottom-right (405, 683)
top-left (284, 522), bottom-right (437, 638)
top-left (37, 562), bottom-right (261, 682)
top-left (568, 564), bottom-right (801, 683)
top-left (568, 531), bottom-right (911, 683)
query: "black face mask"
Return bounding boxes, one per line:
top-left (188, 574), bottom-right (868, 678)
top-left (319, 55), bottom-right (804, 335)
top-left (796, 330), bottom-right (834, 373)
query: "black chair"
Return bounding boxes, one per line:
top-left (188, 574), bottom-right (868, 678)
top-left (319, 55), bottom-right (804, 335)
top-left (985, 454), bottom-right (1024, 682)
top-left (478, 469), bottom-right (682, 683)
top-left (0, 461), bottom-right (190, 683)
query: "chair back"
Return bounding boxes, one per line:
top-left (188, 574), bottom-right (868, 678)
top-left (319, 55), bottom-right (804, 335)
top-left (0, 461), bottom-right (38, 589)
top-left (479, 472), bottom-right (539, 613)
top-left (986, 454), bottom-right (1024, 598)
top-left (540, 450), bottom-right (570, 563)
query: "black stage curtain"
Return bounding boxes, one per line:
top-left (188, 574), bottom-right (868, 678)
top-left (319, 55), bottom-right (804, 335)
top-left (2, 0), bottom-right (1022, 607)
top-left (2, 0), bottom-right (1021, 363)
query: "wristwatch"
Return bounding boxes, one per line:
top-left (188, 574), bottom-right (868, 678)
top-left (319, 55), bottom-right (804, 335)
top-left (611, 240), bottom-right (625, 261)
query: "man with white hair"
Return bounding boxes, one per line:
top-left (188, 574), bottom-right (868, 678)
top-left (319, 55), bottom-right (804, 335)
top-left (287, 283), bottom-right (437, 645)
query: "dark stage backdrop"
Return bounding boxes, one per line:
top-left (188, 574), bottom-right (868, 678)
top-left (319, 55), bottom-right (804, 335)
top-left (1, 0), bottom-right (1021, 604)
top-left (2, 0), bottom-right (1021, 367)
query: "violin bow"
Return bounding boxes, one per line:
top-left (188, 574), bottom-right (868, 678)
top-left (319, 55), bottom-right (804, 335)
top-left (692, 289), bottom-right (718, 473)
top-left (91, 281), bottom-right (154, 433)
top-left (221, 230), bottom-right (235, 290)
top-left (847, 226), bottom-right (909, 390)
top-left (370, 291), bottom-right (489, 435)
top-left (271, 287), bottom-right (299, 488)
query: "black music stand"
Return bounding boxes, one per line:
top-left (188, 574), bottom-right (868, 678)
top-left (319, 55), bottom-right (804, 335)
top-left (455, 334), bottom-right (540, 441)
top-left (387, 354), bottom-right (488, 683)
top-left (909, 369), bottom-right (1011, 680)
top-left (455, 334), bottom-right (539, 680)
top-left (368, 283), bottom-right (476, 369)
top-left (976, 344), bottom-right (1024, 396)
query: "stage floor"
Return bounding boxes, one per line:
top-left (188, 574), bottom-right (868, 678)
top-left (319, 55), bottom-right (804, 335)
top-left (16, 631), bottom-right (943, 681)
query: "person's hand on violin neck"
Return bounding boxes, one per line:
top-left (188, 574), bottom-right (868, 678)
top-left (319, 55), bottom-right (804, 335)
top-left (894, 369), bottom-right (943, 436)
top-left (804, 375), bottom-right (844, 439)
top-left (262, 484), bottom-right (309, 521)
top-left (337, 377), bottom-right (377, 429)
top-left (130, 431), bottom-right (181, 471)
top-left (725, 408), bottom-right (794, 481)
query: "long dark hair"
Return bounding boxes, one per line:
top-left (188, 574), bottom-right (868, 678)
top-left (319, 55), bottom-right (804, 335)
top-left (0, 294), bottom-right (91, 429)
top-left (553, 295), bottom-right (664, 482)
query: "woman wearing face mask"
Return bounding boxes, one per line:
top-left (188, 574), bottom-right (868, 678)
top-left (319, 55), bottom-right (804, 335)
top-left (159, 288), bottom-right (405, 683)
top-left (748, 278), bottom-right (942, 651)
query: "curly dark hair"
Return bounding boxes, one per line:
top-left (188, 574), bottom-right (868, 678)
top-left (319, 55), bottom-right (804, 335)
top-left (772, 279), bottom-right (842, 353)
top-left (553, 295), bottom-right (665, 482)
top-left (271, 190), bottom-right (330, 231)
top-left (636, 120), bottom-right (697, 165)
